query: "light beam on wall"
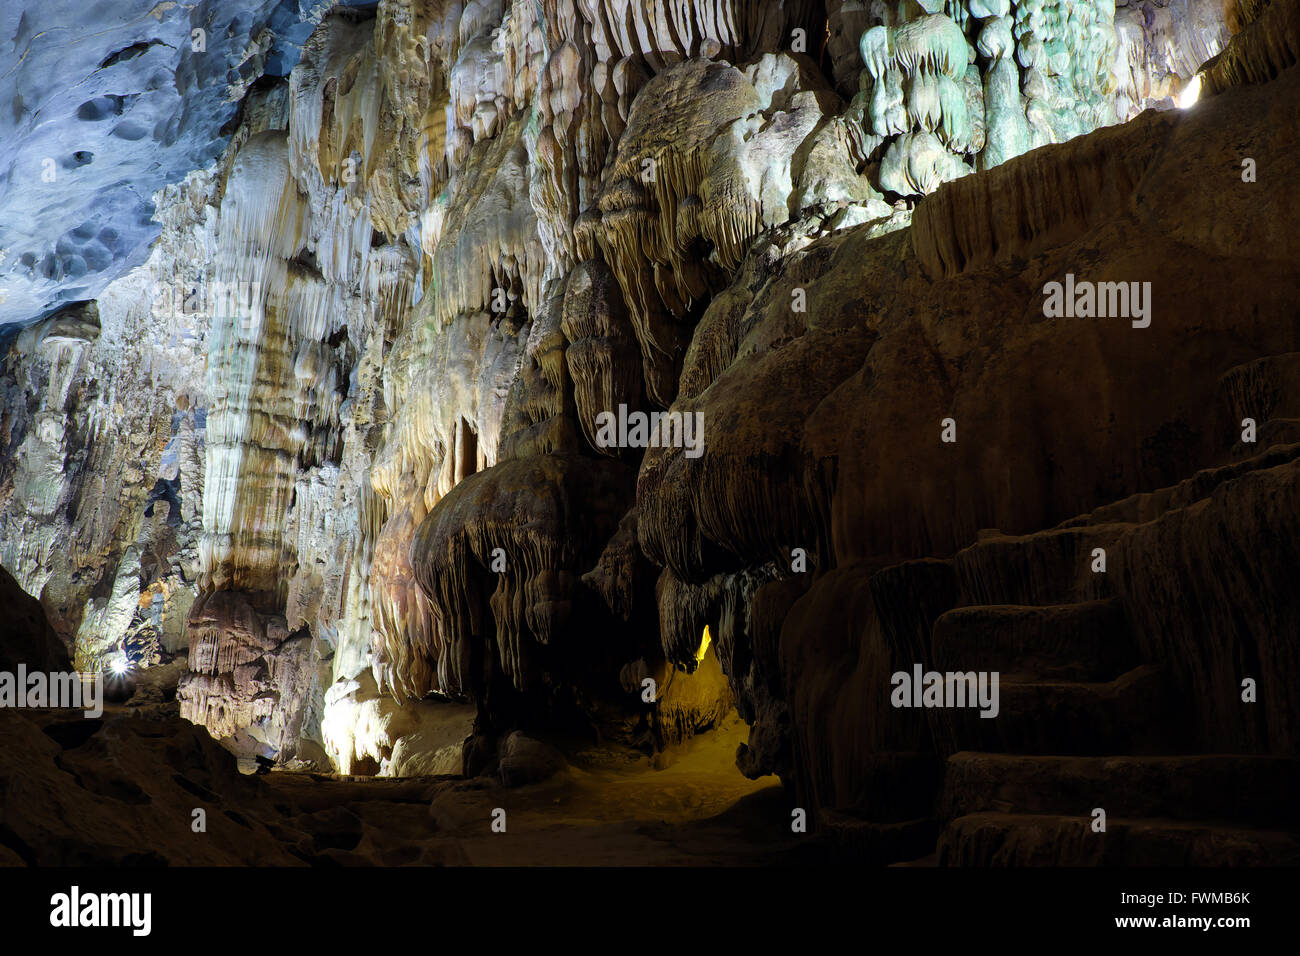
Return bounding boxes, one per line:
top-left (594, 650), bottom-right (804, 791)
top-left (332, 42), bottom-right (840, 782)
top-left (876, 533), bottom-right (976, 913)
top-left (696, 625), bottom-right (712, 664)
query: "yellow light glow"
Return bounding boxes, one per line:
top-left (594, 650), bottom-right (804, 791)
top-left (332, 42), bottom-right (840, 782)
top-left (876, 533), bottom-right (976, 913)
top-left (696, 625), bottom-right (712, 664)
top-left (1178, 74), bottom-right (1202, 109)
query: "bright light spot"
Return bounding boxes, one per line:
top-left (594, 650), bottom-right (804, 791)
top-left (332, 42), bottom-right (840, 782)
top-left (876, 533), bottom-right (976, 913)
top-left (1179, 74), bottom-right (1202, 109)
top-left (695, 625), bottom-right (712, 664)
top-left (109, 658), bottom-right (129, 676)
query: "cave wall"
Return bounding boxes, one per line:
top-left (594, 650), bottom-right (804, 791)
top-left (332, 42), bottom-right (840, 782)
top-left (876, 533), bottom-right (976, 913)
top-left (2, 0), bottom-right (1289, 819)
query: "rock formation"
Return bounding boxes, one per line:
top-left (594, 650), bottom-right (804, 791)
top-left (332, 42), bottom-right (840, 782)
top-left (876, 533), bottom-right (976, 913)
top-left (1, 0), bottom-right (1298, 868)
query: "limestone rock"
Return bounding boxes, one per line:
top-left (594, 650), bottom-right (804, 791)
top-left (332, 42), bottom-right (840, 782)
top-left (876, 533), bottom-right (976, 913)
top-left (178, 591), bottom-right (322, 763)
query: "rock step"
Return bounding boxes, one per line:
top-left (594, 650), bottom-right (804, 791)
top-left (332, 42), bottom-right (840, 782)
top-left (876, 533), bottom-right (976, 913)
top-left (1062, 441), bottom-right (1300, 528)
top-left (937, 811), bottom-right (1300, 866)
top-left (931, 599), bottom-right (1136, 682)
top-left (939, 753), bottom-right (1300, 828)
top-left (929, 664), bottom-right (1190, 756)
top-left (953, 525), bottom-right (1126, 608)
top-left (954, 442), bottom-right (1300, 609)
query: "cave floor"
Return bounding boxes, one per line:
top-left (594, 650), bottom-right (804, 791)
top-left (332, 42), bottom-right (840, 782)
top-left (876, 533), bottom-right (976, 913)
top-left (263, 717), bottom-right (811, 866)
top-left (5, 705), bottom-right (830, 866)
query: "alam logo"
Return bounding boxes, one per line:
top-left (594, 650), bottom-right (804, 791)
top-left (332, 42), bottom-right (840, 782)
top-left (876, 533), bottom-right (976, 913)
top-left (49, 886), bottom-right (151, 936)
top-left (0, 666), bottom-right (103, 718)
top-left (1042, 274), bottom-right (1152, 328)
top-left (593, 404), bottom-right (705, 459)
top-left (890, 664), bottom-right (1000, 719)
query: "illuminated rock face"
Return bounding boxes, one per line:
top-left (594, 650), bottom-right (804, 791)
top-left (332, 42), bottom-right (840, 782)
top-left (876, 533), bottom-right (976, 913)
top-left (588, 52), bottom-right (883, 406)
top-left (4, 0), bottom-right (1298, 861)
top-left (852, 1), bottom-right (1126, 194)
top-left (178, 590), bottom-right (320, 761)
top-left (1113, 0), bottom-right (1236, 116)
top-left (0, 0), bottom-right (372, 324)
top-left (0, 222), bottom-right (212, 673)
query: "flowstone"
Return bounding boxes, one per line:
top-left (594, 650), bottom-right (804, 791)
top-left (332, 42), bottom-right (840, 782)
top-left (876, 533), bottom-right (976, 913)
top-left (858, 0), bottom-right (1120, 195)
